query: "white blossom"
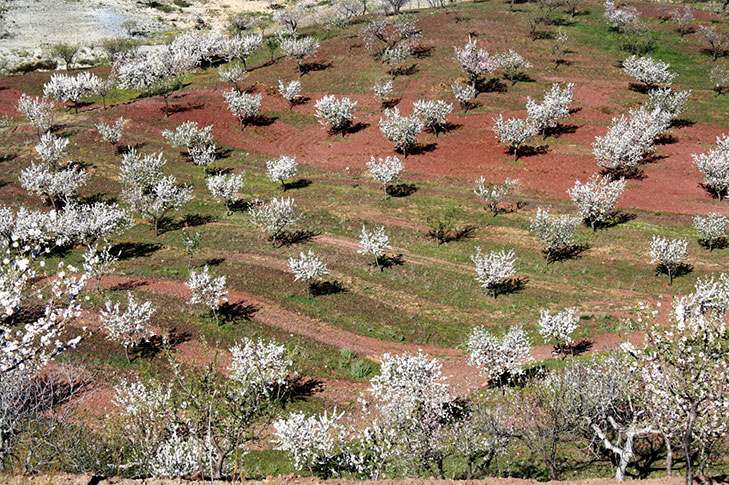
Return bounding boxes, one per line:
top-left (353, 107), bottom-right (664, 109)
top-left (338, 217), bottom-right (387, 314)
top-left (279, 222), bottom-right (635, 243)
top-left (526, 83), bottom-right (574, 135)
top-left (95, 117), bottom-right (128, 153)
top-left (207, 173), bottom-right (244, 213)
top-left (453, 37), bottom-right (498, 88)
top-left (43, 72), bottom-right (101, 113)
top-left (229, 338), bottom-right (292, 395)
top-left (622, 55), bottom-right (676, 88)
top-left (497, 49), bottom-right (531, 84)
top-left (100, 292), bottom-right (156, 361)
top-left (467, 325), bottom-right (533, 381)
top-left (53, 201), bottom-right (131, 247)
top-left (34, 132), bottom-right (69, 169)
top-left (492, 115), bottom-right (537, 160)
top-left (19, 163), bottom-right (89, 211)
top-left (373, 80), bottom-right (393, 103)
top-left (278, 79), bottom-right (302, 108)
top-left (82, 243), bottom-right (119, 293)
top-left (124, 174), bottom-right (194, 237)
top-left (189, 144), bottom-right (217, 168)
top-left (273, 410), bottom-right (346, 474)
top-left (694, 213), bottom-right (728, 251)
top-left (649, 235), bottom-right (688, 285)
top-left (223, 89), bottom-right (262, 128)
top-left (266, 156), bottom-right (299, 189)
top-left (222, 33), bottom-right (262, 68)
top-left (315, 95), bottom-right (357, 136)
top-left (16, 94), bottom-right (54, 137)
top-left (219, 64), bottom-right (248, 91)
top-left (538, 307), bottom-right (579, 355)
top-left (646, 88), bottom-right (690, 121)
top-left (451, 82), bottom-right (476, 111)
top-left (280, 36), bottom-right (320, 75)
top-left (148, 432), bottom-right (201, 479)
top-left (474, 176), bottom-right (519, 216)
top-left (249, 197), bottom-right (300, 245)
top-left (186, 265), bottom-right (228, 323)
top-left (529, 207), bottom-right (580, 263)
top-left (693, 135), bottom-right (729, 200)
top-left (568, 174), bottom-right (626, 231)
top-left (604, 0), bottom-right (641, 32)
top-left (367, 155), bottom-right (403, 197)
top-left (413, 99), bottom-right (452, 136)
top-left (357, 225), bottom-right (391, 269)
top-left (162, 121), bottom-right (214, 151)
top-left (471, 247), bottom-right (517, 298)
top-left (288, 249), bottom-right (329, 298)
top-left (378, 107), bottom-right (423, 157)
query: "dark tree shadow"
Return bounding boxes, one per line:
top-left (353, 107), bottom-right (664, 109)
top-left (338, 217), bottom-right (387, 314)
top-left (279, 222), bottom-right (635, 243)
top-left (275, 229), bottom-right (319, 247)
top-left (654, 263), bottom-right (693, 281)
top-left (110, 279), bottom-right (149, 292)
top-left (311, 280), bottom-right (348, 296)
top-left (436, 121), bottom-right (462, 135)
top-left (564, 338), bottom-right (593, 356)
top-left (655, 133), bottom-right (678, 145)
top-left (516, 144), bottom-right (549, 158)
top-left (543, 123), bottom-right (578, 138)
top-left (135, 330), bottom-right (192, 360)
top-left (249, 114), bottom-right (277, 127)
top-left (229, 199), bottom-right (252, 212)
top-left (345, 121), bottom-right (369, 135)
top-left (492, 277), bottom-right (529, 298)
top-left (601, 167), bottom-right (646, 180)
top-left (0, 153), bottom-right (18, 163)
top-left (292, 95), bottom-right (311, 106)
top-left (671, 118), bottom-right (694, 129)
top-left (378, 253), bottom-right (405, 269)
top-left (284, 179), bottom-right (312, 190)
top-left (411, 45), bottom-right (434, 58)
top-left (407, 142), bottom-right (437, 156)
top-left (167, 102), bottom-right (205, 115)
top-left (204, 257), bottom-right (225, 267)
top-left (504, 73), bottom-right (536, 85)
top-left (280, 376), bottom-right (324, 406)
top-left (215, 146), bottom-right (234, 159)
top-left (476, 77), bottom-right (507, 94)
top-left (382, 98), bottom-right (401, 109)
top-left (699, 237), bottom-right (728, 251)
top-left (595, 211), bottom-right (637, 230)
top-left (546, 243), bottom-right (590, 263)
top-left (219, 301), bottom-right (258, 323)
top-left (628, 82), bottom-right (654, 94)
top-left (119, 143), bottom-right (146, 154)
top-left (569, 107), bottom-right (582, 115)
top-left (387, 183), bottom-right (417, 197)
top-left (111, 242), bottom-right (162, 261)
top-left (428, 224), bottom-right (477, 244)
top-left (699, 182), bottom-right (726, 200)
top-left (391, 63), bottom-right (418, 77)
top-left (641, 153), bottom-right (669, 165)
top-left (301, 61), bottom-right (333, 75)
top-left (160, 214), bottom-right (217, 234)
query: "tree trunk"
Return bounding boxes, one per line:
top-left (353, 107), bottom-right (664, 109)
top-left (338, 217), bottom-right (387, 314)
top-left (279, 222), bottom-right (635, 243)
top-left (614, 433), bottom-right (634, 481)
top-left (154, 218), bottom-right (160, 237)
top-left (682, 402), bottom-right (698, 485)
top-left (665, 436), bottom-right (673, 477)
top-left (163, 96), bottom-right (170, 117)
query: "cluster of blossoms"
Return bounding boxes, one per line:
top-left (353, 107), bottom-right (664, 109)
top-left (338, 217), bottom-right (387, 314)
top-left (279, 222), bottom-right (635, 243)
top-left (360, 15), bottom-right (421, 52)
top-left (538, 307), bottom-right (580, 355)
top-left (222, 32), bottom-right (262, 69)
top-left (471, 247), bottom-right (518, 298)
top-left (19, 162), bottom-right (89, 212)
top-left (497, 49), bottom-right (531, 84)
top-left (649, 235), bottom-right (688, 285)
top-left (17, 94), bottom-right (55, 137)
top-left (453, 36), bottom-right (498, 88)
top-left (95, 117), bottom-right (128, 153)
top-left (100, 292), bottom-right (156, 362)
top-left (567, 174), bottom-right (626, 231)
top-left (278, 80), bottom-right (302, 108)
top-left (622, 55), bottom-right (676, 89)
top-left (223, 89), bottom-right (262, 129)
top-left (219, 63), bottom-right (248, 91)
top-left (603, 0), bottom-right (641, 32)
top-left (280, 35), bottom-right (320, 75)
top-left (120, 149), bottom-right (193, 236)
top-left (367, 155), bottom-right (404, 197)
top-left (474, 177), bottom-right (520, 216)
top-left (230, 338), bottom-right (293, 396)
top-left (451, 82), bottom-right (476, 111)
top-left (162, 121), bottom-right (214, 153)
top-left (357, 225), bottom-right (391, 269)
top-left (266, 156), bottom-right (299, 189)
top-left (525, 83), bottom-right (574, 135)
top-left (693, 213), bottom-right (728, 251)
top-left (646, 88), bottom-right (690, 120)
top-left (186, 265), bottom-right (228, 324)
top-left (693, 134), bottom-right (729, 200)
top-left (413, 99), bottom-right (452, 136)
top-left (315, 95), bottom-right (357, 136)
top-left (249, 197), bottom-right (300, 245)
top-left (43, 72), bottom-right (103, 113)
top-left (35, 132), bottom-right (69, 169)
top-left (467, 325), bottom-right (533, 381)
top-left (207, 173), bottom-right (244, 214)
top-left (379, 107), bottom-right (423, 157)
top-left (373, 80), bottom-right (394, 104)
top-left (288, 250), bottom-right (329, 298)
top-left (492, 115), bottom-right (538, 160)
top-left (529, 207), bottom-right (581, 263)
top-left (593, 105), bottom-right (671, 173)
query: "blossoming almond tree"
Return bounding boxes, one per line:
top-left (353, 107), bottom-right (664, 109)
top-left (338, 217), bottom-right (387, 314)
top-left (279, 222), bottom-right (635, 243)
top-left (100, 292), bottom-right (156, 362)
top-left (413, 99), bottom-right (452, 136)
top-left (367, 155), bottom-right (404, 197)
top-left (96, 117), bottom-right (128, 155)
top-left (249, 197), bottom-right (300, 245)
top-left (649, 235), bottom-right (688, 285)
top-left (223, 89), bottom-right (262, 129)
top-left (278, 79), bottom-right (302, 108)
top-left (467, 325), bottom-right (533, 383)
top-left (207, 173), bottom-right (244, 214)
top-left (693, 213), bottom-right (728, 251)
top-left (357, 224), bottom-right (391, 269)
top-left (492, 115), bottom-right (538, 161)
top-left (471, 247), bottom-right (518, 298)
top-left (266, 156), bottom-right (299, 190)
top-left (529, 207), bottom-right (581, 263)
top-left (315, 95), bottom-right (357, 136)
top-left (379, 107), bottom-right (423, 157)
top-left (538, 307), bottom-right (579, 356)
top-left (289, 249), bottom-right (329, 298)
top-left (474, 176), bottom-right (520, 216)
top-left (186, 265), bottom-right (228, 324)
top-left (567, 174), bottom-right (626, 231)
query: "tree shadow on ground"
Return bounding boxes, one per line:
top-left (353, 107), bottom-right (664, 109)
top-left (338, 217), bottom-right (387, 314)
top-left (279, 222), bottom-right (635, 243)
top-left (387, 183), bottom-right (417, 198)
top-left (112, 242), bottom-right (162, 261)
top-left (311, 280), bottom-right (348, 296)
top-left (275, 229), bottom-right (319, 247)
